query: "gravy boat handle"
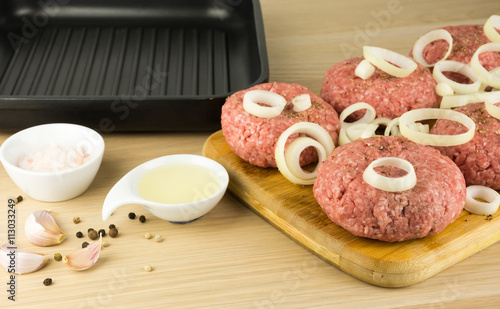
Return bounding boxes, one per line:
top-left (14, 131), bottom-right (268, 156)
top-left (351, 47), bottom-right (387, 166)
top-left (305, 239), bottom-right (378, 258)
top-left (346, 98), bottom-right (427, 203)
top-left (102, 175), bottom-right (144, 221)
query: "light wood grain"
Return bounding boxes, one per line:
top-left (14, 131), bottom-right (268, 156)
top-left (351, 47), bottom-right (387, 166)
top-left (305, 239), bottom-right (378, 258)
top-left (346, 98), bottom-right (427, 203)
top-left (1, 0), bottom-right (500, 308)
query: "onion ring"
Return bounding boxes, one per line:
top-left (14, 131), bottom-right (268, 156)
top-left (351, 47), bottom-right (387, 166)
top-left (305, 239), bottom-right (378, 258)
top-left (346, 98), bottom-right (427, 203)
top-left (433, 61), bottom-right (481, 94)
top-left (370, 117), bottom-right (391, 129)
top-left (346, 123), bottom-right (378, 141)
top-left (470, 43), bottom-right (500, 89)
top-left (243, 90), bottom-right (286, 118)
top-left (412, 29), bottom-right (453, 67)
top-left (384, 117), bottom-right (401, 136)
top-left (484, 15), bottom-right (500, 43)
top-left (275, 122), bottom-right (334, 185)
top-left (484, 91), bottom-right (500, 120)
top-left (399, 108), bottom-right (475, 146)
top-left (465, 185), bottom-right (500, 215)
top-left (284, 137), bottom-right (327, 180)
top-left (408, 122), bottom-right (430, 134)
top-left (355, 59), bottom-right (376, 80)
top-left (363, 157), bottom-right (417, 192)
top-left (339, 118), bottom-right (390, 145)
top-left (435, 82), bottom-right (455, 97)
top-left (363, 46), bottom-right (418, 78)
top-left (339, 102), bottom-right (377, 127)
top-left (292, 94), bottom-right (312, 112)
top-left (440, 91), bottom-right (500, 109)
top-left (338, 127), bottom-right (350, 146)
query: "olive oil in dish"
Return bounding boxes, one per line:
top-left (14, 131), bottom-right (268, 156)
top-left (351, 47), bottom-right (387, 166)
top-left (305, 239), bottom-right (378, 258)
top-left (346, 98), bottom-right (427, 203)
top-left (137, 164), bottom-right (221, 204)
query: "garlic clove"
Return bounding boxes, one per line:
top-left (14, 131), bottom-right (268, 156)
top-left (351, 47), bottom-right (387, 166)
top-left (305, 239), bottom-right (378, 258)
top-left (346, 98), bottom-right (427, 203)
top-left (63, 238), bottom-right (102, 271)
top-left (25, 210), bottom-right (66, 246)
top-left (0, 244), bottom-right (48, 274)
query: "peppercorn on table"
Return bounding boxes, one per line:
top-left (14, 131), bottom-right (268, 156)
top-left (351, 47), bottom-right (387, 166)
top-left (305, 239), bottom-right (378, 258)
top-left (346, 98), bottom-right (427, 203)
top-left (2, 0), bottom-right (500, 308)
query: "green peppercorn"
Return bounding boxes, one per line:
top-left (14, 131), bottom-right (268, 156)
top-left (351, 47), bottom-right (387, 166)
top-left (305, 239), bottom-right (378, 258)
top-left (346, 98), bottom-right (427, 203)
top-left (88, 229), bottom-right (98, 240)
top-left (82, 242), bottom-right (89, 248)
top-left (54, 253), bottom-right (62, 261)
top-left (109, 227), bottom-right (118, 238)
top-left (139, 215), bottom-right (146, 223)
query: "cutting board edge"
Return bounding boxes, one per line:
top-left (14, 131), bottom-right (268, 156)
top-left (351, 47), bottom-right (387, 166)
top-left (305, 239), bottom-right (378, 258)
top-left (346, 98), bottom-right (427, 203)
top-left (201, 132), bottom-right (431, 286)
top-left (227, 181), bottom-right (440, 287)
top-left (202, 130), bottom-right (500, 288)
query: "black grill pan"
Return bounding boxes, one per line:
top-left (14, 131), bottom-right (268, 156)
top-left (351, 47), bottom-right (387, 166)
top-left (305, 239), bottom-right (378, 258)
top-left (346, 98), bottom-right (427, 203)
top-left (0, 0), bottom-right (268, 132)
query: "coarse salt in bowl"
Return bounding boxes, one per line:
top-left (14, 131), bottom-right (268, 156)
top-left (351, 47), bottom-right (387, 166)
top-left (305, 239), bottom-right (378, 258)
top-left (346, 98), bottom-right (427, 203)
top-left (0, 123), bottom-right (105, 202)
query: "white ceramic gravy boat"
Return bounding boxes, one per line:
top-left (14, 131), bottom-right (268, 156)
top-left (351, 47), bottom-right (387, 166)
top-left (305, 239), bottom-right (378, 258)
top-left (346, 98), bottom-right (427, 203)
top-left (102, 154), bottom-right (229, 224)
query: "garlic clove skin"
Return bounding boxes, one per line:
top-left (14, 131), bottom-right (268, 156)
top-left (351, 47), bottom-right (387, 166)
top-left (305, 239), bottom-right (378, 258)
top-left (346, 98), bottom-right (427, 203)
top-left (0, 244), bottom-right (48, 274)
top-left (63, 238), bottom-right (102, 271)
top-left (25, 210), bottom-right (67, 246)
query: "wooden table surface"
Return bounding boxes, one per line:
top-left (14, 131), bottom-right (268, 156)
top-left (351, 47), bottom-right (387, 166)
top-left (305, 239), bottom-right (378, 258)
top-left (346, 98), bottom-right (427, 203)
top-left (2, 0), bottom-right (500, 308)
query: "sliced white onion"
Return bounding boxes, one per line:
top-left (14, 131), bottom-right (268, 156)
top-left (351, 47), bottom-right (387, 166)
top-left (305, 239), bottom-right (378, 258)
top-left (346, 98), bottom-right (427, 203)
top-left (339, 119), bottom-right (389, 145)
top-left (484, 91), bottom-right (500, 120)
top-left (435, 82), bottom-right (455, 96)
top-left (399, 108), bottom-right (475, 146)
top-left (339, 102), bottom-right (377, 127)
top-left (346, 123), bottom-right (378, 141)
top-left (408, 122), bottom-right (430, 134)
top-left (465, 185), bottom-right (500, 215)
top-left (482, 67), bottom-right (500, 91)
top-left (243, 90), bottom-right (286, 118)
top-left (292, 94), bottom-right (312, 112)
top-left (284, 137), bottom-right (327, 180)
top-left (363, 46), bottom-right (418, 78)
top-left (412, 29), bottom-right (453, 67)
top-left (275, 122), bottom-right (334, 185)
top-left (355, 59), bottom-right (376, 80)
top-left (384, 117), bottom-right (402, 136)
top-left (338, 127), bottom-right (349, 146)
top-left (484, 15), bottom-right (500, 43)
top-left (370, 117), bottom-right (391, 128)
top-left (363, 157), bottom-right (417, 192)
top-left (470, 43), bottom-right (500, 88)
top-left (433, 61), bottom-right (481, 94)
top-left (439, 91), bottom-right (500, 109)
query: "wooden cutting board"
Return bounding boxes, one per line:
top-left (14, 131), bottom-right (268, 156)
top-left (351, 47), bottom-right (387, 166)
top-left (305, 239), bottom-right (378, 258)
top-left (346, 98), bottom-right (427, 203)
top-left (202, 130), bottom-right (500, 287)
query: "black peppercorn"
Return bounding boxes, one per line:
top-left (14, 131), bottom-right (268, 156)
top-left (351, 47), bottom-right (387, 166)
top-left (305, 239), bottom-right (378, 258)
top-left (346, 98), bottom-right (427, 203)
top-left (109, 227), bottom-right (118, 238)
top-left (109, 224), bottom-right (116, 229)
top-left (43, 278), bottom-right (52, 286)
top-left (82, 242), bottom-right (89, 248)
top-left (128, 212), bottom-right (136, 219)
top-left (98, 229), bottom-right (106, 237)
top-left (76, 231), bottom-right (84, 238)
top-left (139, 215), bottom-right (146, 223)
top-left (88, 228), bottom-right (95, 232)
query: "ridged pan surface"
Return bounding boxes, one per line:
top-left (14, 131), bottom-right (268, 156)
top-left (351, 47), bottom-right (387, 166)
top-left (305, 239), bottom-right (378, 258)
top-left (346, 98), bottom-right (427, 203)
top-left (0, 0), bottom-right (268, 131)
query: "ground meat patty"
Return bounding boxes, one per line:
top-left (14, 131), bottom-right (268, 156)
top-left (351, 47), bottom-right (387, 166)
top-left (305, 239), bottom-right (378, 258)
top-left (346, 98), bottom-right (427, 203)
top-left (221, 82), bottom-right (341, 168)
top-left (430, 102), bottom-right (500, 189)
top-left (320, 57), bottom-right (439, 120)
top-left (415, 25), bottom-right (500, 70)
top-left (313, 136), bottom-right (466, 242)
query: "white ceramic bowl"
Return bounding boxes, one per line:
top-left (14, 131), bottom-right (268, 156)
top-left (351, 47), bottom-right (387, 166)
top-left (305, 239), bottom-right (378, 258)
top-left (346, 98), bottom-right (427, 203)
top-left (102, 154), bottom-right (229, 223)
top-left (0, 123), bottom-right (105, 202)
